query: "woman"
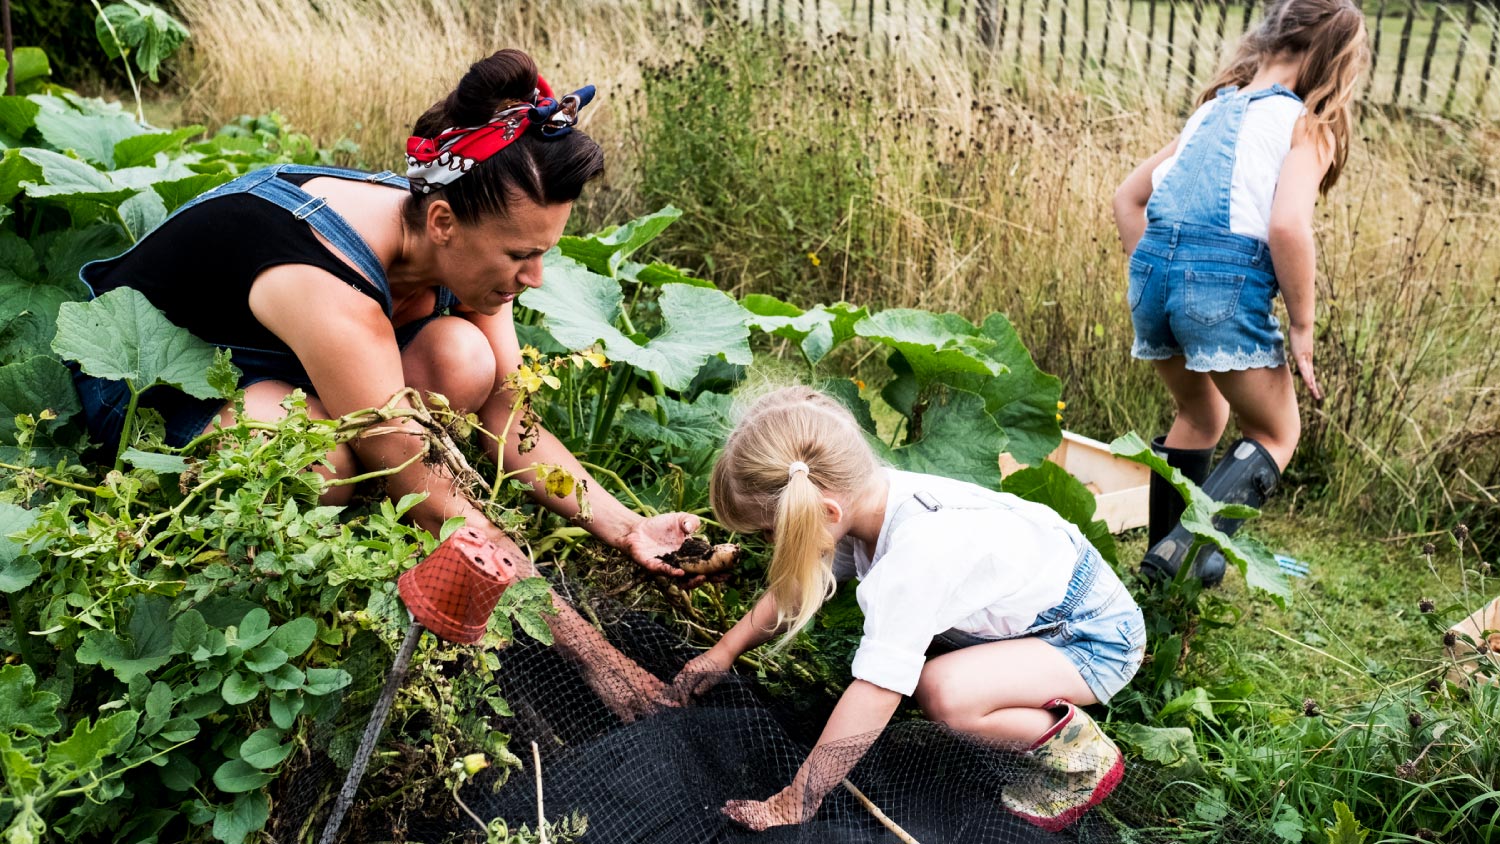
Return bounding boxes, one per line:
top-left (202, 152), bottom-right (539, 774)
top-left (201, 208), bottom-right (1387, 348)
top-left (75, 49), bottom-right (692, 714)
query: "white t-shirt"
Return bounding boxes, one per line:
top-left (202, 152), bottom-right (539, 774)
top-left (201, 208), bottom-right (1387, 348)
top-left (835, 468), bottom-right (1081, 696)
top-left (1150, 91), bottom-right (1306, 242)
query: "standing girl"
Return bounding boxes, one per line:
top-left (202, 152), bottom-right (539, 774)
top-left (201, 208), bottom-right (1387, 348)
top-left (671, 387), bottom-right (1145, 831)
top-left (1112, 0), bottom-right (1369, 584)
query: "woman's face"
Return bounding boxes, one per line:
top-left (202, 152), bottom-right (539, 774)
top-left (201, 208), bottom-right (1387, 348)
top-left (431, 196), bottom-right (573, 315)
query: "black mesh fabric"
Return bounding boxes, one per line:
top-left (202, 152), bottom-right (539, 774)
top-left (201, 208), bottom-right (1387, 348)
top-left (279, 587), bottom-right (1254, 844)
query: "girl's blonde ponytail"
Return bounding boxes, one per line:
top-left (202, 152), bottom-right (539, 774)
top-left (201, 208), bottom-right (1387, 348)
top-left (766, 469), bottom-right (837, 647)
top-left (710, 387), bottom-right (882, 650)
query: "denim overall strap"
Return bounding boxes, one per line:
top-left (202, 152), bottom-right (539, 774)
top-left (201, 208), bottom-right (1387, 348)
top-left (1145, 84), bottom-right (1301, 230)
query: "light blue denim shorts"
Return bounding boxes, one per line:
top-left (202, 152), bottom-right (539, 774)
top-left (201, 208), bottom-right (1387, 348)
top-left (932, 542), bottom-right (1146, 705)
top-left (1127, 222), bottom-right (1287, 373)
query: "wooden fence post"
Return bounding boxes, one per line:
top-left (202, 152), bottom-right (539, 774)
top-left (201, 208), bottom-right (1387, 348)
top-left (978, 0), bottom-right (998, 46)
top-left (1040, 0), bottom-right (1051, 68)
top-left (1166, 1), bottom-right (1179, 99)
top-left (1366, 0), bottom-right (1387, 103)
top-left (1082, 0), bottom-right (1091, 71)
top-left (1418, 1), bottom-right (1444, 103)
top-left (1443, 0), bottom-right (1478, 113)
top-left (1147, 0), bottom-right (1158, 69)
top-left (1102, 0), bottom-right (1115, 73)
top-left (1058, 0), bottom-right (1070, 81)
top-left (1393, 0), bottom-right (1416, 104)
top-left (1481, 9), bottom-right (1500, 113)
top-left (1187, 0), bottom-right (1205, 85)
top-left (1016, 0), bottom-right (1028, 63)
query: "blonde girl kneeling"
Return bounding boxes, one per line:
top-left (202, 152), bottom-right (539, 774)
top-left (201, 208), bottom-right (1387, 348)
top-left (669, 387), bottom-right (1146, 832)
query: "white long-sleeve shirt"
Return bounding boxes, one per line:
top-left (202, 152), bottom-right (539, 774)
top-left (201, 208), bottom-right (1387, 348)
top-left (835, 468), bottom-right (1082, 696)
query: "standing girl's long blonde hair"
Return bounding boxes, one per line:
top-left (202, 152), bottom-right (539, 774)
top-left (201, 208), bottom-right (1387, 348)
top-left (710, 387), bottom-right (881, 648)
top-left (1199, 0), bottom-right (1369, 193)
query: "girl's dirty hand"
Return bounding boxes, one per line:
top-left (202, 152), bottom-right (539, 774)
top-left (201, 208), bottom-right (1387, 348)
top-left (1289, 324), bottom-right (1322, 402)
top-left (722, 787), bottom-right (815, 830)
top-left (623, 513), bottom-right (702, 579)
top-left (667, 650), bottom-right (731, 703)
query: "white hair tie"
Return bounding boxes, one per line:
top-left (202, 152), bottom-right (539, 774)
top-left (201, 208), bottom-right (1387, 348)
top-left (787, 461), bottom-right (810, 479)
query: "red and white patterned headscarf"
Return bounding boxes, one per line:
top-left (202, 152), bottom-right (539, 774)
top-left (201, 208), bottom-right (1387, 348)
top-left (404, 77), bottom-right (596, 194)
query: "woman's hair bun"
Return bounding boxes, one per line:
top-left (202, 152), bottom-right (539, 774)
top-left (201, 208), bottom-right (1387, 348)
top-left (414, 49), bottom-right (539, 137)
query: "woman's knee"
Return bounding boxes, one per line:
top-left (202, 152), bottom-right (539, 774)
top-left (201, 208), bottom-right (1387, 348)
top-left (402, 318), bottom-right (497, 413)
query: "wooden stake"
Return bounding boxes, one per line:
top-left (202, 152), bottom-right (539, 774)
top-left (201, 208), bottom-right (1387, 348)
top-left (842, 779), bottom-right (920, 844)
top-left (534, 741), bottom-right (548, 844)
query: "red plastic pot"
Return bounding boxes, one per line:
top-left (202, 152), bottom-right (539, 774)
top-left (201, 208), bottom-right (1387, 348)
top-left (397, 527), bottom-right (519, 644)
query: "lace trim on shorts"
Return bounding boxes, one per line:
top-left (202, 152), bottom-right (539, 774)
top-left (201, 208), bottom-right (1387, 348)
top-left (1131, 340), bottom-right (1181, 360)
top-left (1186, 344), bottom-right (1286, 372)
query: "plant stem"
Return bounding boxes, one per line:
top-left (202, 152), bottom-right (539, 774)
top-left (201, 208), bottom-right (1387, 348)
top-left (577, 461), bottom-right (652, 513)
top-left (322, 445), bottom-right (427, 487)
top-left (88, 0), bottom-right (144, 123)
top-left (0, 462), bottom-right (101, 494)
top-left (112, 383), bottom-right (142, 474)
top-left (589, 365), bottom-right (634, 454)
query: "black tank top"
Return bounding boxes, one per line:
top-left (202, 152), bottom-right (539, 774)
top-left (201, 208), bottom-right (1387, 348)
top-left (85, 171), bottom-right (400, 355)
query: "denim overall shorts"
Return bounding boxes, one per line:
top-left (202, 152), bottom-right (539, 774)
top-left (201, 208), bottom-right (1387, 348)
top-left (895, 488), bottom-right (1147, 705)
top-left (1128, 85), bottom-right (1300, 373)
top-left (73, 165), bottom-right (458, 449)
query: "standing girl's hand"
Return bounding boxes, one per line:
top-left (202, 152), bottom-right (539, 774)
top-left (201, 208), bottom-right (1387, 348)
top-left (1288, 323), bottom-right (1322, 401)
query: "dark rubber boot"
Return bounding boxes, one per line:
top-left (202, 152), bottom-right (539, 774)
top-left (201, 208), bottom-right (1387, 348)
top-left (1147, 435), bottom-right (1215, 548)
top-left (1142, 438), bottom-right (1280, 587)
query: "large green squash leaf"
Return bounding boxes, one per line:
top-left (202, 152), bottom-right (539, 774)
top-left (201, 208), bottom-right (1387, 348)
top-left (75, 595), bottom-right (174, 682)
top-left (0, 356), bottom-right (82, 443)
top-left (0, 96), bottom-right (40, 140)
top-left (0, 265), bottom-right (90, 364)
top-left (18, 148), bottom-right (139, 223)
top-left (855, 309), bottom-right (1005, 384)
top-left (742, 293), bottom-right (868, 367)
top-left (30, 96), bottom-right (143, 167)
top-left (873, 390), bottom-right (1008, 489)
top-left (0, 664), bottom-right (62, 737)
top-left (1001, 461), bottom-right (1118, 567)
top-left (113, 125), bottom-right (204, 168)
top-left (52, 286), bottom-right (223, 399)
top-left (1111, 432), bottom-right (1290, 603)
top-left (43, 709), bottom-right (138, 778)
top-left (523, 255), bottom-right (750, 391)
top-left (618, 392), bottom-right (734, 452)
top-left (556, 206), bottom-right (682, 278)
top-left (0, 148), bottom-right (44, 205)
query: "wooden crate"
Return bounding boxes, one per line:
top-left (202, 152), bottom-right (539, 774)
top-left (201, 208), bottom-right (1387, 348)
top-left (1000, 432), bottom-right (1150, 534)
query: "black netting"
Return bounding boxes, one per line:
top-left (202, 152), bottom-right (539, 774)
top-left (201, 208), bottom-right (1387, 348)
top-left (276, 582), bottom-right (1258, 844)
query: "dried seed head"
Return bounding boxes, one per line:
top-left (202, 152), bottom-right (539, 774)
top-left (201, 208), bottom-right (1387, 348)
top-left (1419, 598), bottom-right (1436, 614)
top-left (1302, 698), bottom-right (1320, 717)
top-left (1426, 676), bottom-right (1443, 692)
top-left (1396, 760), bottom-right (1417, 779)
top-left (1408, 710), bottom-right (1423, 729)
top-left (1453, 524), bottom-right (1470, 543)
top-left (1414, 830), bottom-right (1438, 842)
top-left (1443, 631), bottom-right (1458, 648)
top-left (1422, 542), bottom-right (1437, 557)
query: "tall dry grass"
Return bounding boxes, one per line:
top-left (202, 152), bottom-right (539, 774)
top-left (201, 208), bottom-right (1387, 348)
top-left (178, 0), bottom-right (1500, 543)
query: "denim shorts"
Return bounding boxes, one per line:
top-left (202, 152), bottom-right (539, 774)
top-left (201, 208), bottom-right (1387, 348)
top-left (1127, 222), bottom-right (1286, 373)
top-left (931, 542), bottom-right (1146, 705)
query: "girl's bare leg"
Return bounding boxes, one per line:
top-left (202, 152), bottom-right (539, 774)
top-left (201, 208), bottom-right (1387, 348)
top-left (1153, 357), bottom-right (1230, 451)
top-left (1206, 364), bottom-right (1300, 469)
top-left (913, 638), bottom-right (1096, 744)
